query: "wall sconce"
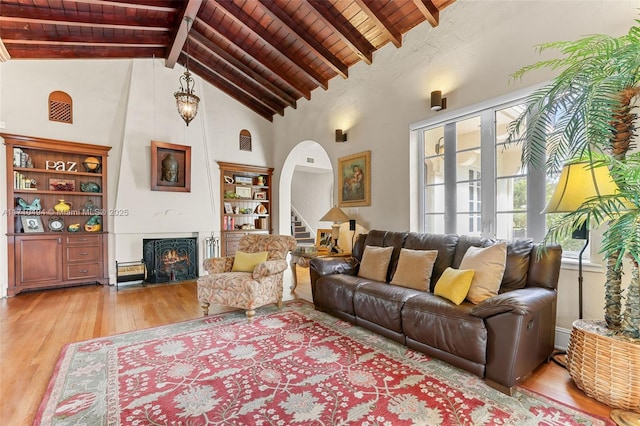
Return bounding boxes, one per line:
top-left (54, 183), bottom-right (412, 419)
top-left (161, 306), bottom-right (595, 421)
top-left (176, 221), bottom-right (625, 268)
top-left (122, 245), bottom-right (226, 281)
top-left (430, 90), bottom-right (447, 111)
top-left (335, 129), bottom-right (348, 143)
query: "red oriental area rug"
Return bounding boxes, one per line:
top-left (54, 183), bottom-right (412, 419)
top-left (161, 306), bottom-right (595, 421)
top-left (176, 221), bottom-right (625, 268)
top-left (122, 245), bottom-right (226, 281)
top-left (35, 300), bottom-right (611, 425)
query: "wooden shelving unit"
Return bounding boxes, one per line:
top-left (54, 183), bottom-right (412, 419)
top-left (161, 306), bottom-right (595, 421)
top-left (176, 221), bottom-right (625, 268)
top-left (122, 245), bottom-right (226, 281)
top-left (3, 133), bottom-right (111, 296)
top-left (218, 162), bottom-right (273, 256)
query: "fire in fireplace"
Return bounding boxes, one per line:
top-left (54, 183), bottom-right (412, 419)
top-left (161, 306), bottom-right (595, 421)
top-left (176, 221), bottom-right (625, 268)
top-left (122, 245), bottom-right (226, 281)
top-left (143, 237), bottom-right (198, 283)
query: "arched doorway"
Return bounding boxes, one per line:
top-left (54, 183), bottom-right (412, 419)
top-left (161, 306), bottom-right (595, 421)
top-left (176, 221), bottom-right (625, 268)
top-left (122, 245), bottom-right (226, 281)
top-left (278, 141), bottom-right (333, 237)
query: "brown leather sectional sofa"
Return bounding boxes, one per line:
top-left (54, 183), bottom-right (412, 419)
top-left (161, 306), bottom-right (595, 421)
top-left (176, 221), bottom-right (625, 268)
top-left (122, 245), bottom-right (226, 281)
top-left (309, 230), bottom-right (562, 395)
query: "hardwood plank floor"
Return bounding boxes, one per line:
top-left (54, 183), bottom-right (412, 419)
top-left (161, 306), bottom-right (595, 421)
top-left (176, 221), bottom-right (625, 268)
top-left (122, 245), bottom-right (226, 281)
top-left (0, 266), bottom-right (611, 425)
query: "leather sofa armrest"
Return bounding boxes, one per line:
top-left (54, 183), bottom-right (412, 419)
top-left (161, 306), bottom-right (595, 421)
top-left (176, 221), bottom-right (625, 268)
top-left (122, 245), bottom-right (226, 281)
top-left (309, 257), bottom-right (359, 278)
top-left (470, 287), bottom-right (557, 318)
top-left (203, 257), bottom-right (234, 274)
top-left (253, 259), bottom-right (288, 279)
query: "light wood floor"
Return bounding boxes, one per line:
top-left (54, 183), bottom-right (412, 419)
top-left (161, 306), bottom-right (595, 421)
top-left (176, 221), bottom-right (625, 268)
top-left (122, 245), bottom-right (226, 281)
top-left (0, 266), bottom-right (610, 425)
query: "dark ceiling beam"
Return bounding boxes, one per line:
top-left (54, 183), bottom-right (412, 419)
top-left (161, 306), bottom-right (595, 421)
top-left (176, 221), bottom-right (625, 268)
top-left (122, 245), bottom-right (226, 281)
top-left (195, 17), bottom-right (310, 101)
top-left (1, 39), bottom-right (166, 49)
top-left (187, 58), bottom-right (275, 122)
top-left (0, 4), bottom-right (171, 31)
top-left (306, 0), bottom-right (374, 65)
top-left (355, 0), bottom-right (402, 48)
top-left (63, 0), bottom-right (178, 13)
top-left (0, 30), bottom-right (169, 45)
top-left (412, 0), bottom-right (440, 27)
top-left (257, 0), bottom-right (348, 79)
top-left (186, 50), bottom-right (286, 117)
top-left (3, 45), bottom-right (166, 59)
top-left (213, 0), bottom-right (328, 90)
top-left (165, 0), bottom-right (203, 68)
top-left (190, 31), bottom-right (297, 109)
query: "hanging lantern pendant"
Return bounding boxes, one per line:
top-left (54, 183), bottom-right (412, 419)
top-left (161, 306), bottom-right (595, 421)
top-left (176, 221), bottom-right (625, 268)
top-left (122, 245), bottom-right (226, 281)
top-left (175, 69), bottom-right (200, 126)
top-left (174, 17), bottom-right (199, 126)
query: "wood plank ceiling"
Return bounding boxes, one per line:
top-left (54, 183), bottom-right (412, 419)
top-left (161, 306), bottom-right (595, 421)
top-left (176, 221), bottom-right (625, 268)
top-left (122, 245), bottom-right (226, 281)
top-left (0, 0), bottom-right (455, 121)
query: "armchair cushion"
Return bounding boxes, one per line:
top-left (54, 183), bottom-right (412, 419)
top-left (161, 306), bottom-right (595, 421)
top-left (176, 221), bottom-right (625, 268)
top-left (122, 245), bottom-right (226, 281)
top-left (232, 250), bottom-right (269, 272)
top-left (203, 257), bottom-right (233, 274)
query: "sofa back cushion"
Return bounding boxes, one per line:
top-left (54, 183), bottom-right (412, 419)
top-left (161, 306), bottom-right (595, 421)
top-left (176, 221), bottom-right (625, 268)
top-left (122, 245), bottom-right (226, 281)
top-left (460, 242), bottom-right (507, 304)
top-left (527, 243), bottom-right (562, 290)
top-left (404, 232), bottom-right (460, 291)
top-left (500, 239), bottom-right (534, 292)
top-left (390, 248), bottom-right (438, 291)
top-left (358, 245), bottom-right (394, 282)
top-left (363, 230), bottom-right (408, 282)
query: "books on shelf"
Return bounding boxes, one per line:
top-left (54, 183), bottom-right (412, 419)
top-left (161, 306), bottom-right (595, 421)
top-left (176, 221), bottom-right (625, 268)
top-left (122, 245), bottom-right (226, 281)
top-left (13, 171), bottom-right (35, 190)
top-left (13, 148), bottom-right (32, 168)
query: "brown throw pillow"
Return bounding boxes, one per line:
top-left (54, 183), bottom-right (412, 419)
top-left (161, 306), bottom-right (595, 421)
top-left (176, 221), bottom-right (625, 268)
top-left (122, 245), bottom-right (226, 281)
top-left (460, 242), bottom-right (507, 304)
top-left (390, 248), bottom-right (438, 291)
top-left (358, 245), bottom-right (394, 282)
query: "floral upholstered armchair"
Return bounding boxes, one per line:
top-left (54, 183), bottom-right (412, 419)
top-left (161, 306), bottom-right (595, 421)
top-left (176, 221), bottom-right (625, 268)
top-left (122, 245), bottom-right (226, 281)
top-left (197, 234), bottom-right (297, 320)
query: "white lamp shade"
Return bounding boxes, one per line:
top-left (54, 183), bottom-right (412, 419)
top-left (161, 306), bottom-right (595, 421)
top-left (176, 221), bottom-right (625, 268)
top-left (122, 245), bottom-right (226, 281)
top-left (543, 161), bottom-right (620, 213)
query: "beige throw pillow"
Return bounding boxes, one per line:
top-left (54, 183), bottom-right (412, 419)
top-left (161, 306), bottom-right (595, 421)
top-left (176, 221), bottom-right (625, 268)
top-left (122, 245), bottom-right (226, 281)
top-left (358, 245), bottom-right (394, 282)
top-left (460, 242), bottom-right (507, 304)
top-left (390, 249), bottom-right (438, 291)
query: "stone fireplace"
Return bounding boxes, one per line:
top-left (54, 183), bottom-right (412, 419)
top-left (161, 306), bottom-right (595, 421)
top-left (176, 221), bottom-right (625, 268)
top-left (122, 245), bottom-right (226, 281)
top-left (143, 237), bottom-right (198, 283)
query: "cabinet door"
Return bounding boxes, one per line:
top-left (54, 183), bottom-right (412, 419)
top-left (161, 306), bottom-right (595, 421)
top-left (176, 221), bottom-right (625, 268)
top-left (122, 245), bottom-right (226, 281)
top-left (15, 236), bottom-right (63, 286)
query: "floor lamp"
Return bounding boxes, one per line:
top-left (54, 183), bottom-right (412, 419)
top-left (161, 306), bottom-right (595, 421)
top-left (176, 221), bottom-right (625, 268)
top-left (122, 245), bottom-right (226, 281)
top-left (543, 161), bottom-right (620, 320)
top-left (320, 205), bottom-right (349, 253)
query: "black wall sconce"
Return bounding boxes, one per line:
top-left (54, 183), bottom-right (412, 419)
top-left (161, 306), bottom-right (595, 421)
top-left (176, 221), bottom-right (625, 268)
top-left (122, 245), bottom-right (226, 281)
top-left (430, 90), bottom-right (447, 111)
top-left (335, 129), bottom-right (348, 142)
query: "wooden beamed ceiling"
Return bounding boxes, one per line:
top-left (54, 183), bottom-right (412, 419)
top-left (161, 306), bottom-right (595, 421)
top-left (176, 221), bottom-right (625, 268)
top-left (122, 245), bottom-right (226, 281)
top-left (0, 0), bottom-right (455, 121)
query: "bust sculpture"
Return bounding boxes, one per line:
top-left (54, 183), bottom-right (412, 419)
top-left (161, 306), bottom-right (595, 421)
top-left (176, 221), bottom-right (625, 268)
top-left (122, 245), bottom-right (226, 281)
top-left (161, 153), bottom-right (179, 183)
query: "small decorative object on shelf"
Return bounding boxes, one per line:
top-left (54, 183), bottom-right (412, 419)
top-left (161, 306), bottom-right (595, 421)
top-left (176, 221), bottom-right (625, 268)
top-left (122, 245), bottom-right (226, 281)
top-left (255, 204), bottom-right (268, 215)
top-left (80, 181), bottom-right (100, 193)
top-left (84, 215), bottom-right (102, 232)
top-left (48, 216), bottom-right (64, 232)
top-left (82, 156), bottom-right (102, 173)
top-left (224, 175), bottom-right (234, 184)
top-left (256, 176), bottom-right (265, 186)
top-left (21, 215), bottom-right (44, 233)
top-left (81, 198), bottom-right (99, 213)
top-left (54, 199), bottom-right (72, 213)
top-left (67, 223), bottom-right (80, 232)
top-left (17, 197), bottom-right (41, 211)
top-left (49, 178), bottom-right (75, 191)
top-left (235, 186), bottom-right (252, 198)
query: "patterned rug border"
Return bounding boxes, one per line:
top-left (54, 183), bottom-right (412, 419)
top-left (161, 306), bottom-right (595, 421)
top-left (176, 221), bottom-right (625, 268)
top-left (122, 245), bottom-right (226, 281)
top-left (35, 299), bottom-right (613, 425)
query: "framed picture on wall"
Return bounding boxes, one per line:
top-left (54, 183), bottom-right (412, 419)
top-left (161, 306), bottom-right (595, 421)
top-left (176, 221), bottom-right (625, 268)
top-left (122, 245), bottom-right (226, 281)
top-left (150, 141), bottom-right (191, 192)
top-left (338, 150), bottom-right (371, 207)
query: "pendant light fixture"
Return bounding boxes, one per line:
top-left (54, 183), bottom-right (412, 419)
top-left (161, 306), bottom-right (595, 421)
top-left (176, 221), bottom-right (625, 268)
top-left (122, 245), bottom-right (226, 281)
top-left (174, 17), bottom-right (199, 126)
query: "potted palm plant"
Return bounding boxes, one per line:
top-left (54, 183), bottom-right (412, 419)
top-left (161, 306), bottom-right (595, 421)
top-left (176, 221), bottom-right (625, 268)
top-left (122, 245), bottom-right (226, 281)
top-left (507, 21), bottom-right (640, 415)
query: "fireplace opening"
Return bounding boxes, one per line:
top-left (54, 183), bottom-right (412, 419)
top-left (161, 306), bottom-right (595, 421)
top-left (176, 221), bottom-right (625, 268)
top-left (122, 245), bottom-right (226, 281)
top-left (143, 237), bottom-right (198, 283)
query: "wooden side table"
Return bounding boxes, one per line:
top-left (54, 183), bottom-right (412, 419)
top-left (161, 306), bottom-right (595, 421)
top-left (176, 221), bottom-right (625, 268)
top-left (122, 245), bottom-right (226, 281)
top-left (289, 251), bottom-right (350, 291)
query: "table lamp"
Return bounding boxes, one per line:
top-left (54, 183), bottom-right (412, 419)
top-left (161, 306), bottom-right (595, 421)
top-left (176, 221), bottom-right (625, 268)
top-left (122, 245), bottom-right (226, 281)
top-left (320, 205), bottom-right (350, 253)
top-left (543, 161), bottom-right (619, 319)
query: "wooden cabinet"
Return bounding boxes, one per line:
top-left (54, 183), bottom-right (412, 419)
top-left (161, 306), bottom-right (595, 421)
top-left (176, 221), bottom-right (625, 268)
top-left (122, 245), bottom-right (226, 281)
top-left (3, 133), bottom-right (111, 296)
top-left (218, 162), bottom-right (273, 256)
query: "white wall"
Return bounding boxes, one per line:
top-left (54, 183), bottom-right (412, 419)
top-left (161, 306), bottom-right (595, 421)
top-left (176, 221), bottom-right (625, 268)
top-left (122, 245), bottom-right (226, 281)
top-left (270, 1), bottom-right (639, 331)
top-left (1, 1), bottom-right (638, 333)
top-left (291, 169), bottom-right (332, 233)
top-left (0, 58), bottom-right (273, 296)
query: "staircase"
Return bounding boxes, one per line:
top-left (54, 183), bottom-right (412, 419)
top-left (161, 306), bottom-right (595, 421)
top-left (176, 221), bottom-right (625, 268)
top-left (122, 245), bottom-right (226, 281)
top-left (291, 212), bottom-right (315, 245)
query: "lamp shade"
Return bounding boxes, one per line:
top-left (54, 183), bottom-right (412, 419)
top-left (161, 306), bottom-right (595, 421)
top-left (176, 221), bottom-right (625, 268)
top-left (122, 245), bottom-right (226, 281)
top-left (320, 205), bottom-right (349, 223)
top-left (543, 161), bottom-right (620, 213)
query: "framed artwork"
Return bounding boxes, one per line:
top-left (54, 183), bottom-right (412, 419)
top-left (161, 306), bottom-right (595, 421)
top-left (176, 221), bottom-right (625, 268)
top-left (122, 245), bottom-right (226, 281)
top-left (151, 141), bottom-right (191, 192)
top-left (254, 192), bottom-right (266, 200)
top-left (235, 186), bottom-right (252, 199)
top-left (338, 150), bottom-right (371, 207)
top-left (224, 202), bottom-right (233, 214)
top-left (316, 228), bottom-right (332, 253)
top-left (21, 215), bottom-right (44, 233)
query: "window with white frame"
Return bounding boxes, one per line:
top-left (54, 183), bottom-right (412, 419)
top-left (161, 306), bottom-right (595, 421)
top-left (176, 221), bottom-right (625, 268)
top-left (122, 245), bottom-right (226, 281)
top-left (419, 98), bottom-right (547, 243)
top-left (417, 92), bottom-right (589, 259)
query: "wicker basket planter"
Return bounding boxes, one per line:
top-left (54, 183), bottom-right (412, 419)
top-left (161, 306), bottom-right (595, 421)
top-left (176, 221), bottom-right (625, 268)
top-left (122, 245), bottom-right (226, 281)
top-left (567, 319), bottom-right (640, 412)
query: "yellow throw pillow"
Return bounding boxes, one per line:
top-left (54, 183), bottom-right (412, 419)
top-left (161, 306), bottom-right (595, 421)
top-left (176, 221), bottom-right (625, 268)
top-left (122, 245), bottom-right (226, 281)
top-left (460, 242), bottom-right (507, 304)
top-left (357, 245), bottom-right (394, 282)
top-left (390, 249), bottom-right (438, 291)
top-left (434, 267), bottom-right (475, 305)
top-left (231, 251), bottom-right (269, 272)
